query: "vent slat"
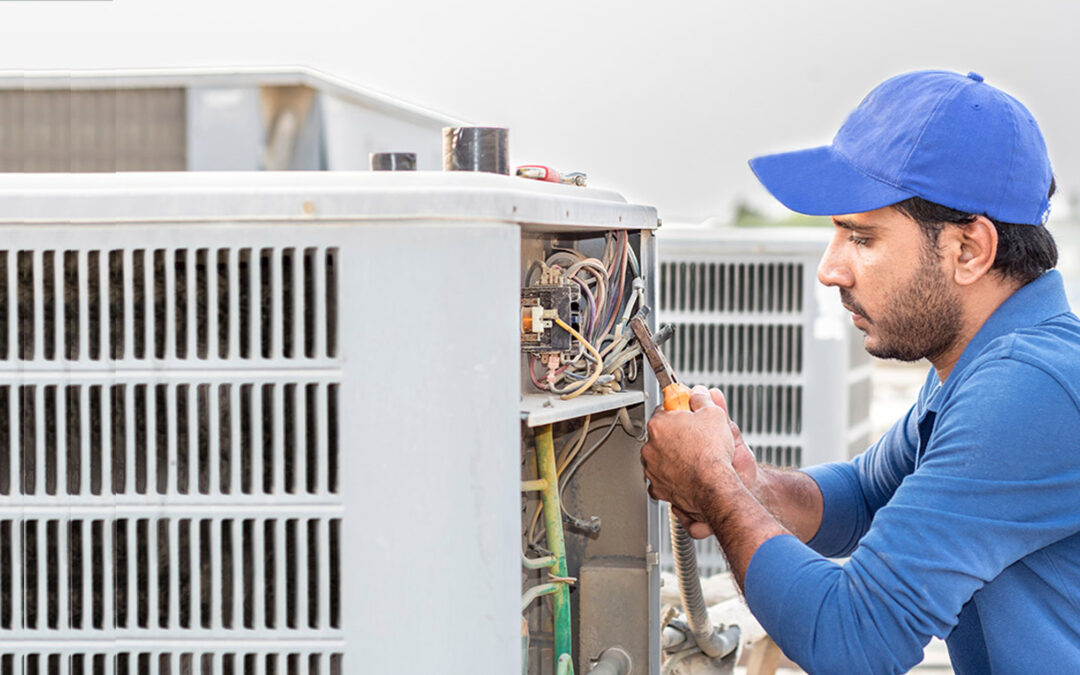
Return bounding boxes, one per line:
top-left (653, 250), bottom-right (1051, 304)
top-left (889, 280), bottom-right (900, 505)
top-left (147, 517), bottom-right (159, 632)
top-left (272, 385), bottom-right (285, 496)
top-left (318, 518), bottom-right (331, 631)
top-left (207, 249), bottom-right (219, 363)
top-left (268, 248), bottom-right (281, 360)
top-left (185, 249), bottom-right (196, 362)
top-left (124, 385), bottom-right (136, 496)
top-left (33, 250), bottom-right (45, 361)
top-left (288, 248), bottom-right (300, 360)
top-left (161, 249), bottom-right (174, 360)
top-left (208, 517), bottom-right (220, 631)
top-left (186, 519), bottom-right (197, 630)
top-left (167, 517), bottom-right (180, 631)
top-left (146, 386), bottom-right (158, 496)
top-left (34, 385), bottom-right (46, 496)
top-left (77, 250), bottom-right (89, 362)
top-left (228, 248), bottom-right (242, 360)
top-left (163, 386), bottom-right (176, 497)
top-left (208, 384), bottom-right (221, 498)
top-left (185, 385), bottom-right (197, 496)
top-left (125, 517), bottom-right (137, 631)
top-left (231, 517), bottom-right (243, 631)
top-left (123, 250), bottom-right (135, 363)
top-left (12, 517), bottom-right (22, 631)
top-left (230, 384), bottom-right (242, 497)
top-left (296, 519), bottom-right (309, 631)
top-left (252, 517), bottom-right (266, 630)
top-left (295, 385), bottom-right (307, 496)
top-left (6, 252), bottom-right (16, 361)
top-left (310, 248), bottom-right (325, 360)
top-left (315, 385), bottom-right (328, 497)
top-left (273, 518), bottom-right (286, 631)
top-left (251, 385), bottom-right (264, 497)
top-left (55, 501), bottom-right (68, 630)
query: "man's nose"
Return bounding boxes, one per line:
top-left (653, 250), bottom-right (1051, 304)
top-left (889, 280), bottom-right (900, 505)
top-left (817, 238), bottom-right (854, 288)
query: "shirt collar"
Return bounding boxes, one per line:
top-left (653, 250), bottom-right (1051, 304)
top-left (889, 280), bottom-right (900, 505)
top-left (924, 269), bottom-right (1072, 412)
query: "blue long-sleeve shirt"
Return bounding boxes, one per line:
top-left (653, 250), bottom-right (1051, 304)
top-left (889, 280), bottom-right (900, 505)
top-left (744, 270), bottom-right (1080, 674)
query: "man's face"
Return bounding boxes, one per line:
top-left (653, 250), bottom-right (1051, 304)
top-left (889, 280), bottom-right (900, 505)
top-left (817, 206), bottom-right (963, 362)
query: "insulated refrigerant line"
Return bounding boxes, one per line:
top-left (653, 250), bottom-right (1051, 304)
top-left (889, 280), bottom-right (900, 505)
top-left (525, 424), bottom-right (574, 673)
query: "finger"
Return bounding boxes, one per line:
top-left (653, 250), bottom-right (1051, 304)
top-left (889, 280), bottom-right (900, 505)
top-left (646, 482), bottom-right (667, 503)
top-left (689, 385), bottom-right (719, 412)
top-left (687, 521), bottom-right (715, 539)
top-left (730, 420), bottom-right (743, 439)
top-left (710, 388), bottom-right (729, 413)
top-left (670, 505), bottom-right (695, 530)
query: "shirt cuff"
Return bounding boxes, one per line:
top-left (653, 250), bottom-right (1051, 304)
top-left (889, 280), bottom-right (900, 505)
top-left (802, 463), bottom-right (863, 557)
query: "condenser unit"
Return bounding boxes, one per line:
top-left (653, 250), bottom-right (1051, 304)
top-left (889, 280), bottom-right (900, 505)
top-left (0, 67), bottom-right (460, 173)
top-left (0, 171), bottom-right (661, 675)
top-left (656, 226), bottom-right (873, 576)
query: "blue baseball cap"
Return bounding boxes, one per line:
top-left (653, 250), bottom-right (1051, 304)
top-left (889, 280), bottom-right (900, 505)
top-left (749, 70), bottom-right (1053, 225)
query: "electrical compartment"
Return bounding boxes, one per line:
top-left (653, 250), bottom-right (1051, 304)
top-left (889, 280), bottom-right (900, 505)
top-left (519, 210), bottom-right (661, 675)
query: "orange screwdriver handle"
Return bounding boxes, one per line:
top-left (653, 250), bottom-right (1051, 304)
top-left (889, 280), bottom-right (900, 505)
top-left (662, 383), bottom-right (692, 412)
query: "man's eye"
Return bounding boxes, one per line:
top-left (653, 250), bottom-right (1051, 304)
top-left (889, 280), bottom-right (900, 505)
top-left (848, 234), bottom-right (870, 246)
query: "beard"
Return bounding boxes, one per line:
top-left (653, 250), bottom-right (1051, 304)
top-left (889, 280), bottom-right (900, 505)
top-left (841, 250), bottom-right (963, 362)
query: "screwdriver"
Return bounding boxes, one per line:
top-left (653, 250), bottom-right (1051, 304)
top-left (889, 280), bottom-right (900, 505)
top-left (629, 314), bottom-right (691, 412)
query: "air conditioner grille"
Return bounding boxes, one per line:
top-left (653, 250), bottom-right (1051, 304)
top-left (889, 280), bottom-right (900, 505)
top-left (0, 651), bottom-right (343, 674)
top-left (0, 241), bottom-right (345, 664)
top-left (660, 261), bottom-right (804, 314)
top-left (0, 248), bottom-right (339, 362)
top-left (668, 323), bottom-right (803, 375)
top-left (0, 383), bottom-right (339, 498)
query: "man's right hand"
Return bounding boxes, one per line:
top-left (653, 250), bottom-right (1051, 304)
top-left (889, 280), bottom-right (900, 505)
top-left (676, 388), bottom-right (756, 539)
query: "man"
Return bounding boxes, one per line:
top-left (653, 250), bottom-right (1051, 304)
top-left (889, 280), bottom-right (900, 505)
top-left (641, 70), bottom-right (1080, 674)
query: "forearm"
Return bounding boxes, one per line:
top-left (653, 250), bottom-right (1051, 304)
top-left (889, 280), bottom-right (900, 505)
top-left (698, 466), bottom-right (787, 590)
top-left (750, 466), bottom-right (823, 544)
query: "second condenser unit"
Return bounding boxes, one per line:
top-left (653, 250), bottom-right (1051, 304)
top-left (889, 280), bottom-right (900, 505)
top-left (657, 226), bottom-right (873, 576)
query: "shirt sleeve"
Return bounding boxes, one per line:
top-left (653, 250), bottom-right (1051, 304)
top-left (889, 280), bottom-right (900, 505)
top-left (802, 399), bottom-right (920, 557)
top-left (745, 358), bottom-right (1080, 674)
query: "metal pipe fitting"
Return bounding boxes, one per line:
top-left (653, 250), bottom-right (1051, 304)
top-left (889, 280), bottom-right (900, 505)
top-left (369, 152), bottom-right (417, 171)
top-left (587, 647), bottom-right (632, 675)
top-left (442, 126), bottom-right (509, 174)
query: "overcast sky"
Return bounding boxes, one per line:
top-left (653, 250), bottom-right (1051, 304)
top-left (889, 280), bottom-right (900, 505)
top-left (1, 0), bottom-right (1078, 224)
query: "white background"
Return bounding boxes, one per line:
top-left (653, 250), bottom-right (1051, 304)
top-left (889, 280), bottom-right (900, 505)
top-left (1, 0), bottom-right (1078, 223)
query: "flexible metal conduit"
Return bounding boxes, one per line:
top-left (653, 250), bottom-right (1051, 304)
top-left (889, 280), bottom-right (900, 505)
top-left (669, 510), bottom-right (730, 658)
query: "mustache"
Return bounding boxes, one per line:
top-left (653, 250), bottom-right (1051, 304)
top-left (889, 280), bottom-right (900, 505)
top-left (840, 290), bottom-right (871, 323)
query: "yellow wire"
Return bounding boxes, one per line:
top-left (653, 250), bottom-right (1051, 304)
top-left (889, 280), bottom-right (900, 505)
top-left (554, 317), bottom-right (602, 400)
top-left (556, 415), bottom-right (590, 476)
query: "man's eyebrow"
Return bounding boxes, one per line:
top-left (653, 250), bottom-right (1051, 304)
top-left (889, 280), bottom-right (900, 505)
top-left (832, 217), bottom-right (876, 232)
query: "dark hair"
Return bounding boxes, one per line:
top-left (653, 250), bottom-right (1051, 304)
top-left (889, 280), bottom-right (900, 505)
top-left (893, 179), bottom-right (1058, 287)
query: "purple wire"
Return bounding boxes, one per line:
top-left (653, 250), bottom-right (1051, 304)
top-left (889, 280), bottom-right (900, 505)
top-left (575, 278), bottom-right (597, 338)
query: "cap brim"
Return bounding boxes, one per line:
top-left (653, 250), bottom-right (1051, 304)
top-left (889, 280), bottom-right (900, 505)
top-left (748, 146), bottom-right (914, 216)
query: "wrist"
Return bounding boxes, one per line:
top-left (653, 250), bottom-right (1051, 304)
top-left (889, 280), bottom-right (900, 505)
top-left (692, 460), bottom-right (744, 518)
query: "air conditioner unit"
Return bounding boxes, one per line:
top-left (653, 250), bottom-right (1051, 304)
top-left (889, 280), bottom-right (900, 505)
top-left (656, 226), bottom-right (873, 576)
top-left (0, 171), bottom-right (660, 675)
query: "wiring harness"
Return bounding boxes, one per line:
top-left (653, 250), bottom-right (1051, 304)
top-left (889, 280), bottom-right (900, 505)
top-left (526, 230), bottom-right (645, 399)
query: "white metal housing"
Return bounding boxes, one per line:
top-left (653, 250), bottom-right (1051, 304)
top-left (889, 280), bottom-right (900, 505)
top-left (0, 171), bottom-right (659, 675)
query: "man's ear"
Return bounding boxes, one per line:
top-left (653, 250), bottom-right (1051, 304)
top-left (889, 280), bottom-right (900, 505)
top-left (951, 216), bottom-right (998, 286)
